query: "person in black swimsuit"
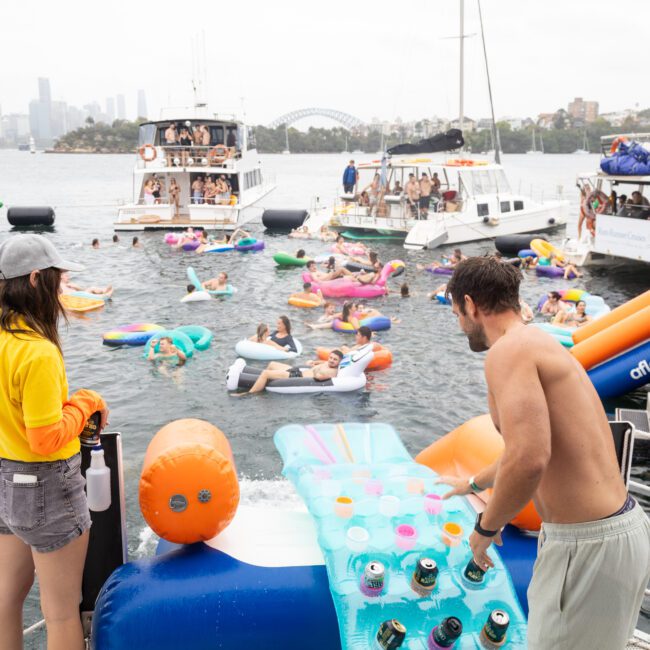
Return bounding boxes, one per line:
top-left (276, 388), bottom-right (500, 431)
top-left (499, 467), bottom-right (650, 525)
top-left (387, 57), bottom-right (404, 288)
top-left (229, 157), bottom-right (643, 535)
top-left (269, 315), bottom-right (297, 352)
top-left (179, 127), bottom-right (193, 166)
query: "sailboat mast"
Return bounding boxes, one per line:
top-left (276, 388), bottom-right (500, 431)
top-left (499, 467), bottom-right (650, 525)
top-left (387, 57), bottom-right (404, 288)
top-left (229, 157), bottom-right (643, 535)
top-left (477, 0), bottom-right (500, 163)
top-left (285, 124), bottom-right (290, 152)
top-left (459, 0), bottom-right (465, 132)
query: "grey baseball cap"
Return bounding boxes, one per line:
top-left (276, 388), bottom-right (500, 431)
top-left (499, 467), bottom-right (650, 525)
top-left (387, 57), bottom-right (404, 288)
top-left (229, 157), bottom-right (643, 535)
top-left (0, 234), bottom-right (85, 280)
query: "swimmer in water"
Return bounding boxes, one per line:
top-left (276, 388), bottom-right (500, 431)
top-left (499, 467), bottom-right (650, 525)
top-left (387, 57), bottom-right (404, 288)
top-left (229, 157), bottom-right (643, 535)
top-left (202, 272), bottom-right (229, 292)
top-left (147, 336), bottom-right (187, 366)
top-left (552, 300), bottom-right (592, 328)
top-left (306, 301), bottom-right (339, 329)
top-left (60, 272), bottom-right (113, 298)
top-left (292, 282), bottom-right (322, 303)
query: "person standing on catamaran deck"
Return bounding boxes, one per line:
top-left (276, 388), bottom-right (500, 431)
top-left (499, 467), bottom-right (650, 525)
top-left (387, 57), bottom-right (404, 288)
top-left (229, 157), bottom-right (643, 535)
top-left (342, 160), bottom-right (358, 194)
top-left (437, 256), bottom-right (650, 650)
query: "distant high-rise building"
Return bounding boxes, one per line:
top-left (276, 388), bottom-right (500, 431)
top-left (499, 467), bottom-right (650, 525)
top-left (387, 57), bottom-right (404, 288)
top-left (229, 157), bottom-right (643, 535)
top-left (137, 89), bottom-right (147, 120)
top-left (0, 113), bottom-right (30, 144)
top-left (83, 102), bottom-right (101, 123)
top-left (31, 77), bottom-right (53, 143)
top-left (50, 101), bottom-right (68, 138)
top-left (568, 97), bottom-right (599, 123)
top-left (106, 97), bottom-right (115, 124)
top-left (66, 105), bottom-right (86, 132)
top-left (117, 94), bottom-right (126, 119)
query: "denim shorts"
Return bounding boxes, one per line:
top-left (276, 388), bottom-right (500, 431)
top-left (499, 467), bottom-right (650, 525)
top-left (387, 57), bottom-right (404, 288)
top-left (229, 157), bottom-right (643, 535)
top-left (0, 453), bottom-right (91, 553)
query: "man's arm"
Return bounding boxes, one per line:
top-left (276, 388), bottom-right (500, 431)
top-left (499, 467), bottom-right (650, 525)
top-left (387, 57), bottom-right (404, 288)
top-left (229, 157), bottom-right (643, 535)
top-left (480, 341), bottom-right (551, 532)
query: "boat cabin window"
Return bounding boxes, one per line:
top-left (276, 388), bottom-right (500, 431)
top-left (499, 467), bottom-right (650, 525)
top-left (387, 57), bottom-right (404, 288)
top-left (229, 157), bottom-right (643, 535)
top-left (500, 201), bottom-right (511, 213)
top-left (247, 127), bottom-right (256, 150)
top-left (477, 203), bottom-right (489, 217)
top-left (138, 124), bottom-right (156, 147)
top-left (463, 169), bottom-right (511, 196)
top-left (242, 169), bottom-right (262, 190)
top-left (514, 200), bottom-right (524, 211)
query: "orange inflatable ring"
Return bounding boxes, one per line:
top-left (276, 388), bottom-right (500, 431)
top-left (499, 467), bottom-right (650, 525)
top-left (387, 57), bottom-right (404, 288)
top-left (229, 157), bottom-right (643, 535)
top-left (609, 136), bottom-right (628, 154)
top-left (584, 190), bottom-right (609, 218)
top-left (316, 342), bottom-right (393, 371)
top-left (139, 418), bottom-right (240, 544)
top-left (208, 145), bottom-right (229, 163)
top-left (138, 144), bottom-right (157, 162)
top-left (415, 414), bottom-right (541, 531)
top-left (288, 293), bottom-right (323, 308)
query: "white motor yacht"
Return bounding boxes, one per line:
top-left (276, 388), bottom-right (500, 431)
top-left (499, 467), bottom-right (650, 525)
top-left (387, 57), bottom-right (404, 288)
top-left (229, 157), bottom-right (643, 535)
top-left (327, 156), bottom-right (568, 250)
top-left (114, 108), bottom-right (275, 231)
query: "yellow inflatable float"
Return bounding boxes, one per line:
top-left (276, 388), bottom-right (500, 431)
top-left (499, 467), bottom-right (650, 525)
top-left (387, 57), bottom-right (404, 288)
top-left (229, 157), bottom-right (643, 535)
top-left (530, 238), bottom-right (565, 262)
top-left (415, 414), bottom-right (541, 531)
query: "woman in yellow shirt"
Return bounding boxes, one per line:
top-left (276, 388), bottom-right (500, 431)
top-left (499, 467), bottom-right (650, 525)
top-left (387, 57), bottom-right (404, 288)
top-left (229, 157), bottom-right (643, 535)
top-left (0, 235), bottom-right (108, 650)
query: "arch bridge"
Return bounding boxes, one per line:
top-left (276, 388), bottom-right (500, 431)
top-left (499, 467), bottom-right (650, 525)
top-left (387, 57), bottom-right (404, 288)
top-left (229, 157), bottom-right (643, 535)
top-left (268, 108), bottom-right (364, 131)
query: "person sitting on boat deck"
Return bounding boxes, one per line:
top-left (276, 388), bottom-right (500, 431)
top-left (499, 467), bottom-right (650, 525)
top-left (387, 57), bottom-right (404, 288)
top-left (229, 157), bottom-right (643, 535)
top-left (234, 350), bottom-right (344, 395)
top-left (229, 228), bottom-right (250, 245)
top-left (148, 336), bottom-right (187, 367)
top-left (355, 251), bottom-right (382, 285)
top-left (269, 315), bottom-right (298, 352)
top-left (338, 325), bottom-right (372, 355)
top-left (519, 298), bottom-right (534, 324)
top-left (548, 252), bottom-right (583, 280)
top-left (178, 127), bottom-right (193, 165)
top-left (615, 194), bottom-right (628, 216)
top-left (306, 259), bottom-right (354, 282)
top-left (288, 226), bottom-right (310, 239)
top-left (169, 178), bottom-right (181, 217)
top-left (406, 173), bottom-right (421, 218)
top-left (91, 238), bottom-right (100, 249)
top-left (363, 174), bottom-right (381, 214)
top-left (393, 180), bottom-right (403, 196)
top-left (293, 282), bottom-right (323, 303)
top-left (216, 175), bottom-right (231, 204)
top-left (319, 224), bottom-right (337, 241)
top-left (306, 301), bottom-right (339, 329)
top-left (358, 190), bottom-right (370, 207)
top-left (419, 173), bottom-right (433, 218)
top-left (342, 160), bottom-right (358, 194)
top-left (202, 272), bottom-right (229, 292)
top-left (431, 172), bottom-right (441, 196)
top-left (61, 272), bottom-right (112, 297)
top-left (539, 291), bottom-right (569, 316)
top-left (191, 175), bottom-right (205, 204)
top-left (552, 300), bottom-right (592, 328)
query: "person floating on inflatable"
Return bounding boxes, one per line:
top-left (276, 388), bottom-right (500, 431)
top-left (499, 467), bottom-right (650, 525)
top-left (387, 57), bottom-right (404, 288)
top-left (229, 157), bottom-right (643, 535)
top-left (147, 337), bottom-right (187, 367)
top-left (233, 350), bottom-right (343, 396)
top-left (202, 272), bottom-right (229, 292)
top-left (60, 272), bottom-right (113, 298)
top-left (338, 325), bottom-right (372, 354)
top-left (306, 301), bottom-right (339, 330)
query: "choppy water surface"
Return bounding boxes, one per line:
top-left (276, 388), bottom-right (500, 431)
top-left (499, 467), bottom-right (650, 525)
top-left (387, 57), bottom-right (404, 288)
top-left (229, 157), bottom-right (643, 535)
top-left (1, 151), bottom-right (648, 631)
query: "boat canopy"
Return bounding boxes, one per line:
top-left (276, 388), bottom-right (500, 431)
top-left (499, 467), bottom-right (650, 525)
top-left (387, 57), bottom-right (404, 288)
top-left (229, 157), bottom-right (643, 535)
top-left (138, 119), bottom-right (245, 149)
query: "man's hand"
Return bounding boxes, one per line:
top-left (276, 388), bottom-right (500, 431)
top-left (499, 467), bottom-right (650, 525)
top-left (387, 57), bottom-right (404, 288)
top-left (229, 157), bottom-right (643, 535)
top-left (469, 529), bottom-right (503, 571)
top-left (98, 406), bottom-right (110, 432)
top-left (435, 476), bottom-right (472, 500)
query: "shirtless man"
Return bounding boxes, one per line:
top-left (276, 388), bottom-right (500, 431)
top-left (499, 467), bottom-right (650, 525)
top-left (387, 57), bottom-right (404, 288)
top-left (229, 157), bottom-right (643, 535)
top-left (202, 272), bottom-right (229, 291)
top-left (439, 257), bottom-right (650, 650)
top-left (431, 172), bottom-right (441, 195)
top-left (292, 282), bottom-right (323, 302)
top-left (306, 301), bottom-right (339, 329)
top-left (405, 173), bottom-right (420, 218)
top-left (305, 260), bottom-right (352, 281)
top-left (419, 173), bottom-right (432, 218)
top-left (235, 350), bottom-right (343, 395)
top-left (147, 336), bottom-right (187, 367)
top-left (203, 176), bottom-right (217, 204)
top-left (164, 123), bottom-right (178, 166)
top-left (191, 176), bottom-right (205, 204)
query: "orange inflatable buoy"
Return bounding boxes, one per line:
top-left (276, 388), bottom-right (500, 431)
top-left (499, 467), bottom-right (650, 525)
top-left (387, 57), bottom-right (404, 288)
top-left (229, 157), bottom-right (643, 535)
top-left (609, 136), bottom-right (628, 154)
top-left (316, 343), bottom-right (393, 371)
top-left (415, 414), bottom-right (542, 531)
top-left (208, 144), bottom-right (228, 163)
top-left (139, 419), bottom-right (240, 544)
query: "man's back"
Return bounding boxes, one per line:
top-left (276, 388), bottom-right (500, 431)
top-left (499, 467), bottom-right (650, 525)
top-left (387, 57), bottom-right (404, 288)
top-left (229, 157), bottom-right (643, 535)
top-left (487, 325), bottom-right (627, 524)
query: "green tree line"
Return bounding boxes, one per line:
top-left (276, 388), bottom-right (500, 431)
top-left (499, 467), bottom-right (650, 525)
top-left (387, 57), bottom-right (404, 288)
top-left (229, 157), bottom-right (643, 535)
top-left (54, 115), bottom-right (647, 154)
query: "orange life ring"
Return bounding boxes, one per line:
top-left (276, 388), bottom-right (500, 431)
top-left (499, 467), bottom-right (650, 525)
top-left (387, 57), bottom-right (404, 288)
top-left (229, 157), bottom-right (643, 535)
top-left (609, 136), bottom-right (628, 154)
top-left (208, 145), bottom-right (229, 163)
top-left (138, 144), bottom-right (157, 162)
top-left (584, 190), bottom-right (608, 219)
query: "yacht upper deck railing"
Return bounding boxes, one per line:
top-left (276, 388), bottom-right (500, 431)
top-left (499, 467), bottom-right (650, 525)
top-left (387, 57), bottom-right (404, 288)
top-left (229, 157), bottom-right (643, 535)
top-left (139, 145), bottom-right (241, 170)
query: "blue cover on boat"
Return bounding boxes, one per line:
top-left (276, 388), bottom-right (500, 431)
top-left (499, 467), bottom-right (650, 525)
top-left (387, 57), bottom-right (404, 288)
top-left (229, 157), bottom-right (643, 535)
top-left (600, 141), bottom-right (650, 175)
top-left (275, 422), bottom-right (528, 649)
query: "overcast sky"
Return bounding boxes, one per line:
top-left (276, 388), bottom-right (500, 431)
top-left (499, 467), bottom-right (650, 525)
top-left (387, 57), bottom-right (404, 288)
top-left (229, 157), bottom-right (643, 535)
top-left (2, 0), bottom-right (648, 126)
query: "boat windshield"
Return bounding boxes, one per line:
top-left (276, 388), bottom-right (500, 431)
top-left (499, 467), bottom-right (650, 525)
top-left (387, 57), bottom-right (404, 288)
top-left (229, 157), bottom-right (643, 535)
top-left (138, 124), bottom-right (156, 147)
top-left (461, 168), bottom-right (511, 195)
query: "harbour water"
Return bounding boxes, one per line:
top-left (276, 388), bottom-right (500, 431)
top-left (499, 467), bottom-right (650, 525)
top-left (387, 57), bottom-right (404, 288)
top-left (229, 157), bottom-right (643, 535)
top-left (0, 150), bottom-right (648, 633)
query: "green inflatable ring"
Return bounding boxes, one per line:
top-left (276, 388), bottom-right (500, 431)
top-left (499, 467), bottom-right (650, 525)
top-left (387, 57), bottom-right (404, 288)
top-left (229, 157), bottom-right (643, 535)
top-left (273, 252), bottom-right (311, 267)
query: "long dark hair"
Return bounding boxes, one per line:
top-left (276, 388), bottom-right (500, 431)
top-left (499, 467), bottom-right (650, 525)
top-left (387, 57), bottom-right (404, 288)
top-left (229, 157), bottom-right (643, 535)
top-left (279, 315), bottom-right (291, 335)
top-left (0, 268), bottom-right (66, 350)
top-left (341, 302), bottom-right (353, 322)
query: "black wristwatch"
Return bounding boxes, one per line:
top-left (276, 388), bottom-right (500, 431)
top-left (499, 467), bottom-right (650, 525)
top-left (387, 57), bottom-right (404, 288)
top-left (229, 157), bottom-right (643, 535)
top-left (474, 512), bottom-right (499, 538)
